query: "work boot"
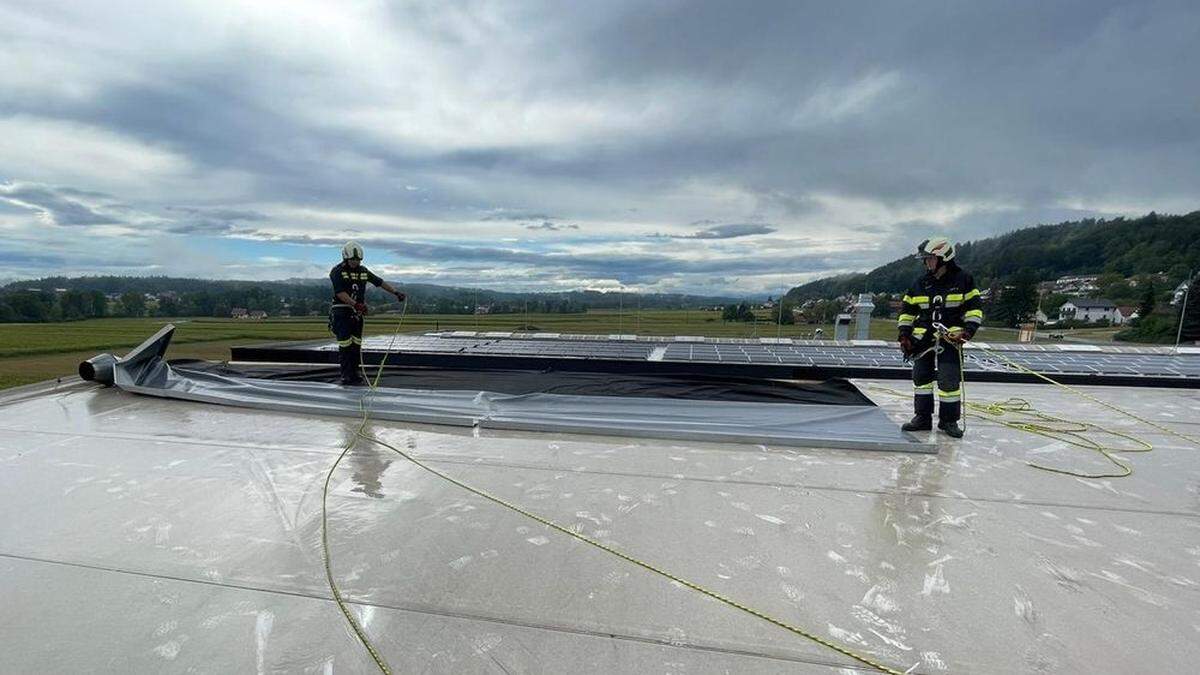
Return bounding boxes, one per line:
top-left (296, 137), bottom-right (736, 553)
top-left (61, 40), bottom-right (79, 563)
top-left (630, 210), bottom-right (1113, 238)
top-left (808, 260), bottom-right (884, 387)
top-left (901, 415), bottom-right (932, 432)
top-left (938, 420), bottom-right (964, 438)
top-left (337, 347), bottom-right (357, 383)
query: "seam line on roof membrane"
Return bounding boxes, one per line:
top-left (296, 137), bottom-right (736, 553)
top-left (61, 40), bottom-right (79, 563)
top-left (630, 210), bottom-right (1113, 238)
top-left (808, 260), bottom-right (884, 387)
top-left (0, 553), bottom-right (867, 669)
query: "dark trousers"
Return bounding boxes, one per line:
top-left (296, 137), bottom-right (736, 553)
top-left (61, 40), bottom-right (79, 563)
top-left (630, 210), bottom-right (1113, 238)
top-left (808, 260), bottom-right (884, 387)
top-left (911, 340), bottom-right (962, 423)
top-left (329, 308), bottom-right (364, 383)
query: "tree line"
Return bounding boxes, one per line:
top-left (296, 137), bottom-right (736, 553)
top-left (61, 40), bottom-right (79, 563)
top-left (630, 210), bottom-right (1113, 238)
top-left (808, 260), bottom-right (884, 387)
top-left (0, 277), bottom-right (740, 323)
top-left (0, 288), bottom-right (303, 322)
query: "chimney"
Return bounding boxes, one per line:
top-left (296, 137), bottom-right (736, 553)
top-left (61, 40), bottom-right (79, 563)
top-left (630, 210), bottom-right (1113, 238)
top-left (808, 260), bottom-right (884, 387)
top-left (853, 293), bottom-right (875, 340)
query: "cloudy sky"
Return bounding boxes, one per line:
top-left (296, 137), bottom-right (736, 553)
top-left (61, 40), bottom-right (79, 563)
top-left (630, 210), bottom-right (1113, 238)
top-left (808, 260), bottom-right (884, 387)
top-left (1, 1), bottom-right (1197, 295)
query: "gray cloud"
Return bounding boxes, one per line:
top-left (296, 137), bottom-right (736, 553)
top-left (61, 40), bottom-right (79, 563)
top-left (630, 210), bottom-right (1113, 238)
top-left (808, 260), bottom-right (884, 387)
top-left (655, 223), bottom-right (778, 240)
top-left (525, 221), bottom-right (580, 231)
top-left (251, 232), bottom-right (862, 285)
top-left (166, 206), bottom-right (269, 222)
top-left (0, 183), bottom-right (121, 226)
top-left (483, 211), bottom-right (560, 222)
top-left (0, 183), bottom-right (268, 235)
top-left (0, 250), bottom-right (67, 267)
top-left (0, 2), bottom-right (1196, 292)
top-left (157, 206), bottom-right (270, 234)
top-left (156, 220), bottom-right (242, 235)
top-left (10, 2), bottom-right (1192, 216)
top-left (0, 240), bottom-right (153, 270)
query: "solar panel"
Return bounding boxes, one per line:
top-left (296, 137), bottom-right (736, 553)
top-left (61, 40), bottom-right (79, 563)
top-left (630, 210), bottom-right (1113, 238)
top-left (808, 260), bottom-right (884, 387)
top-left (255, 332), bottom-right (1200, 384)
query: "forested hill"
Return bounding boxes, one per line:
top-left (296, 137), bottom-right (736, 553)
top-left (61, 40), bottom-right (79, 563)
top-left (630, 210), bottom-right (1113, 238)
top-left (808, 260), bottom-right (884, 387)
top-left (786, 211), bottom-right (1200, 301)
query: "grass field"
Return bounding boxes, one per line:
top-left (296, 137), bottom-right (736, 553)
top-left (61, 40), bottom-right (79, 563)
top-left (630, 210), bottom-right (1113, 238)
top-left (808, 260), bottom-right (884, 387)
top-left (0, 310), bottom-right (1078, 390)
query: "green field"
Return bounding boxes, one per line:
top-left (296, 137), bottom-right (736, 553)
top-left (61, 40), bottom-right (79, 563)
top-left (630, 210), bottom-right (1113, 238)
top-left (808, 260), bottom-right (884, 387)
top-left (0, 310), bottom-right (1067, 390)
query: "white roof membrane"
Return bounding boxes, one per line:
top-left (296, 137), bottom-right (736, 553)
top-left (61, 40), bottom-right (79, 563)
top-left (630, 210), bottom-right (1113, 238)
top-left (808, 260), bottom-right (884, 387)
top-left (3, 323), bottom-right (1200, 673)
top-left (0, 377), bottom-right (1198, 672)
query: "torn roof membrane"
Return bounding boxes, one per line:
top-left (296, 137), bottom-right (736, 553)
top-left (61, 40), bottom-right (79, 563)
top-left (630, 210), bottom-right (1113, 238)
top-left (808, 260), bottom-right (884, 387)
top-left (97, 325), bottom-right (932, 453)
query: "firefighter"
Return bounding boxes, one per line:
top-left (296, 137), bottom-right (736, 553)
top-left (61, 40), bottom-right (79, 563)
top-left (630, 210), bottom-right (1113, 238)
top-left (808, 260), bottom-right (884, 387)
top-left (896, 237), bottom-right (983, 438)
top-left (329, 241), bottom-right (406, 386)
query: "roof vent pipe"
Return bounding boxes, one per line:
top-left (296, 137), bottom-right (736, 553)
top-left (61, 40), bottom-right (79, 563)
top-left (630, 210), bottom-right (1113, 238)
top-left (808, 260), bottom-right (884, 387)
top-left (79, 353), bottom-right (118, 386)
top-left (853, 293), bottom-right (875, 340)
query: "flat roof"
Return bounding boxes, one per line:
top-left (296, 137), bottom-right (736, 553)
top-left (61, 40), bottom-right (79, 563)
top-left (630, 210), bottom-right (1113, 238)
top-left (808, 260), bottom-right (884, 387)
top-left (1, 377), bottom-right (1198, 672)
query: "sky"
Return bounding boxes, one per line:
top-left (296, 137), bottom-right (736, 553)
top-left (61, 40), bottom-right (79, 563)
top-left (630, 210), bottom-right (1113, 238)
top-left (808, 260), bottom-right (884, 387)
top-left (1, 1), bottom-right (1197, 296)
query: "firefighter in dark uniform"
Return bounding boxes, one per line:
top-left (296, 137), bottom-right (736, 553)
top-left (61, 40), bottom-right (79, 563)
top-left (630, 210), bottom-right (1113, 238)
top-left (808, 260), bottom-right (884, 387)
top-left (329, 241), bottom-right (406, 386)
top-left (896, 237), bottom-right (983, 438)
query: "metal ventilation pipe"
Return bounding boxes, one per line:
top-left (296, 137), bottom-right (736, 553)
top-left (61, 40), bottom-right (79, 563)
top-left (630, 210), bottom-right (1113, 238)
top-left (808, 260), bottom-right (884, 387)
top-left (79, 353), bottom-right (118, 386)
top-left (834, 313), bottom-right (853, 341)
top-left (853, 293), bottom-right (875, 340)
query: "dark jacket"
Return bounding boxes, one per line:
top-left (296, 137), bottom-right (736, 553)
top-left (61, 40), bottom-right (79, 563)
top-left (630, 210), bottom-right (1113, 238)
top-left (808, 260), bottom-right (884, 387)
top-left (329, 262), bottom-right (383, 305)
top-left (897, 263), bottom-right (983, 341)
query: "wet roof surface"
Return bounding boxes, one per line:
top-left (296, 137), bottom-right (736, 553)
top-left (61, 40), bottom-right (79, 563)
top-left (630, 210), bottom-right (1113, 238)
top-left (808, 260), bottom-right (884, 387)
top-left (1, 378), bottom-right (1198, 673)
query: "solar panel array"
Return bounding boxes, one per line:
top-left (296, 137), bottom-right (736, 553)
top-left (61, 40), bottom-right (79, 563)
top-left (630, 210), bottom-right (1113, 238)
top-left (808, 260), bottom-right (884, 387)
top-left (326, 335), bottom-right (656, 360)
top-left (299, 332), bottom-right (1200, 380)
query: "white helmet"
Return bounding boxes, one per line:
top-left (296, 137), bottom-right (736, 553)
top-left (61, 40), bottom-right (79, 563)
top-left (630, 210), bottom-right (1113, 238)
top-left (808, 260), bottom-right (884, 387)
top-left (917, 236), bottom-right (955, 262)
top-left (341, 240), bottom-right (364, 260)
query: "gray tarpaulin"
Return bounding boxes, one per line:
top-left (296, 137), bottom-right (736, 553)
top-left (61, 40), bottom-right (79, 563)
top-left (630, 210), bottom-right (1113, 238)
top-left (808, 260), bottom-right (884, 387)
top-left (101, 324), bottom-right (930, 452)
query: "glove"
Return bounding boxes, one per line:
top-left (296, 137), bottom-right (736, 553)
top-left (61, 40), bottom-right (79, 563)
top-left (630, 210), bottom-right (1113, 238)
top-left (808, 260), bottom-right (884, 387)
top-left (394, 291), bottom-right (407, 302)
top-left (354, 302), bottom-right (369, 316)
top-left (898, 334), bottom-right (913, 356)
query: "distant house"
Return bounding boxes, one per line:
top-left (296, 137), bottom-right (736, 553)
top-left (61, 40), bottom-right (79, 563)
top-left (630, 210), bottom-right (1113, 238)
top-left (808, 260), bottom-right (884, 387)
top-left (248, 310), bottom-right (268, 320)
top-left (231, 307), bottom-right (249, 319)
top-left (1172, 281), bottom-right (1190, 305)
top-left (1116, 306), bottom-right (1139, 324)
top-left (474, 305), bottom-right (491, 315)
top-left (1054, 275), bottom-right (1101, 295)
top-left (1059, 298), bottom-right (1118, 324)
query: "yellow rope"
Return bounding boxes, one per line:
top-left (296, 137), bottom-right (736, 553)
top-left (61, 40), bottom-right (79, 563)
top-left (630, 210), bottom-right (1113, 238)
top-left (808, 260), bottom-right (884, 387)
top-left (320, 416), bottom-right (392, 673)
top-left (973, 343), bottom-right (1200, 448)
top-left (319, 308), bottom-right (910, 675)
top-left (319, 304), bottom-right (409, 675)
top-left (870, 381), bottom-right (1154, 478)
top-left (355, 429), bottom-right (908, 674)
top-left (873, 338), bottom-right (1197, 478)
